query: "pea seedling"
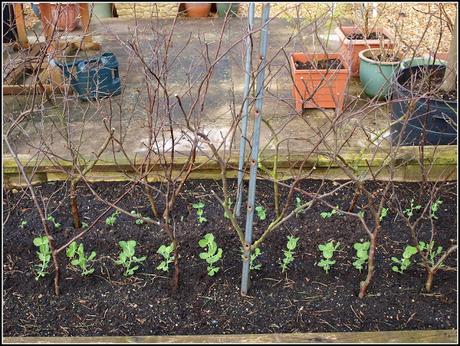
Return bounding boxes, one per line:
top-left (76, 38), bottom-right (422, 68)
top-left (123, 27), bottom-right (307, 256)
top-left (403, 199), bottom-right (422, 219)
top-left (295, 197), bottom-right (307, 217)
top-left (198, 233), bottom-right (223, 276)
top-left (418, 241), bottom-right (444, 268)
top-left (130, 210), bottom-right (151, 225)
top-left (115, 240), bottom-right (146, 276)
top-left (47, 215), bottom-right (61, 229)
top-left (105, 210), bottom-right (120, 226)
top-left (317, 241), bottom-right (340, 273)
top-left (430, 199), bottom-right (443, 220)
top-left (241, 247), bottom-right (263, 271)
top-left (223, 198), bottom-right (233, 219)
top-left (156, 243), bottom-right (175, 272)
top-left (353, 240), bottom-right (370, 272)
top-left (19, 220), bottom-right (28, 229)
top-left (66, 241), bottom-right (96, 276)
top-left (379, 207), bottom-right (389, 221)
top-left (391, 245), bottom-right (418, 273)
top-left (33, 236), bottom-right (51, 280)
top-left (320, 206), bottom-right (339, 219)
top-left (280, 235), bottom-right (299, 273)
top-left (255, 206), bottom-right (267, 221)
top-left (192, 202), bottom-right (207, 224)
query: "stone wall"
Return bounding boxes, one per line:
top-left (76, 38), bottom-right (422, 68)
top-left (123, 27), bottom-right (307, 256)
top-left (115, 3), bottom-right (180, 18)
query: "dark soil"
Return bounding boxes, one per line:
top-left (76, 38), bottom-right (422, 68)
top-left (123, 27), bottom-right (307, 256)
top-left (403, 67), bottom-right (457, 101)
top-left (295, 59), bottom-right (343, 70)
top-left (3, 179), bottom-right (457, 337)
top-left (346, 32), bottom-right (389, 40)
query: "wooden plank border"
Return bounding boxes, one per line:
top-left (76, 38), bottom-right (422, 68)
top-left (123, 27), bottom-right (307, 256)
top-left (3, 329), bottom-right (458, 344)
top-left (3, 145), bottom-right (457, 187)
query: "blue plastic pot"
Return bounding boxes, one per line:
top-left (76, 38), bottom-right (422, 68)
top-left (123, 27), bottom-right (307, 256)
top-left (390, 65), bottom-right (457, 146)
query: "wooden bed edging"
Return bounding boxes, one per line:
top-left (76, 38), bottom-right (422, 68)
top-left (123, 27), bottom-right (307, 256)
top-left (3, 329), bottom-right (457, 344)
top-left (3, 145), bottom-right (457, 187)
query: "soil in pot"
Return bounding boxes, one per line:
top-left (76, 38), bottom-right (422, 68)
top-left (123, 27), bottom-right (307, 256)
top-left (400, 67), bottom-right (457, 101)
top-left (346, 32), bottom-right (389, 40)
top-left (3, 179), bottom-right (457, 336)
top-left (295, 58), bottom-right (343, 70)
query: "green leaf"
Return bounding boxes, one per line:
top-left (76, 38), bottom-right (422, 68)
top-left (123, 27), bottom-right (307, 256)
top-left (392, 266), bottom-right (400, 272)
top-left (88, 251), bottom-right (96, 261)
top-left (403, 246), bottom-right (418, 258)
top-left (199, 252), bottom-right (210, 260)
top-left (71, 259), bottom-right (80, 266)
top-left (198, 239), bottom-right (208, 248)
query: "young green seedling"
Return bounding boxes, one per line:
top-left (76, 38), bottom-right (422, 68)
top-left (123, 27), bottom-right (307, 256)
top-left (255, 206), bottom-right (267, 221)
top-left (130, 210), bottom-right (151, 225)
top-left (33, 236), bottom-right (51, 280)
top-left (418, 241), bottom-right (444, 268)
top-left (430, 199), bottom-right (443, 220)
top-left (19, 220), bottom-right (28, 229)
top-left (66, 241), bottom-right (96, 276)
top-left (280, 235), bottom-right (299, 273)
top-left (192, 202), bottom-right (207, 224)
top-left (295, 197), bottom-right (307, 217)
top-left (357, 210), bottom-right (365, 218)
top-left (317, 241), bottom-right (340, 273)
top-left (403, 199), bottom-right (422, 219)
top-left (105, 210), bottom-right (120, 226)
top-left (320, 206), bottom-right (339, 219)
top-left (223, 198), bottom-right (233, 219)
top-left (156, 243), bottom-right (175, 272)
top-left (241, 247), bottom-right (263, 271)
top-left (353, 240), bottom-right (370, 272)
top-left (391, 245), bottom-right (418, 273)
top-left (198, 233), bottom-right (222, 276)
top-left (115, 240), bottom-right (146, 276)
top-left (379, 207), bottom-right (389, 221)
top-left (47, 215), bottom-right (61, 229)
top-left (82, 222), bottom-right (89, 229)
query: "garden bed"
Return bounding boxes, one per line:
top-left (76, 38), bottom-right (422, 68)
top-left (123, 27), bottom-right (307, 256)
top-left (3, 179), bottom-right (457, 337)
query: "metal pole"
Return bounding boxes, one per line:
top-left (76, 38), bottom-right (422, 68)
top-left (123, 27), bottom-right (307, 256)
top-left (241, 3), bottom-right (270, 296)
top-left (235, 2), bottom-right (255, 218)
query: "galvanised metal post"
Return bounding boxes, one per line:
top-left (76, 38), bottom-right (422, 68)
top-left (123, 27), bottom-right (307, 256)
top-left (241, 3), bottom-right (270, 295)
top-left (235, 2), bottom-right (255, 218)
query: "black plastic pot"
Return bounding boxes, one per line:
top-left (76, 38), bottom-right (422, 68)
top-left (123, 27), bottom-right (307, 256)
top-left (390, 65), bottom-right (457, 146)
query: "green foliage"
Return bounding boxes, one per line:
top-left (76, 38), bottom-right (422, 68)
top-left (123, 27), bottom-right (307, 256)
top-left (280, 235), bottom-right (299, 273)
top-left (223, 198), bottom-right (233, 219)
top-left (430, 199), bottom-right (443, 220)
top-left (320, 206), bottom-right (339, 219)
top-left (418, 241), bottom-right (444, 268)
top-left (115, 240), bottom-right (146, 276)
top-left (353, 241), bottom-right (370, 272)
top-left (192, 202), bottom-right (207, 224)
top-left (66, 241), bottom-right (96, 276)
top-left (105, 210), bottom-right (120, 226)
top-left (403, 199), bottom-right (422, 219)
top-left (198, 233), bottom-right (223, 276)
top-left (379, 207), bottom-right (389, 221)
top-left (130, 210), bottom-right (151, 225)
top-left (82, 222), bottom-right (89, 229)
top-left (255, 206), bottom-right (267, 221)
top-left (19, 220), bottom-right (28, 229)
top-left (357, 210), bottom-right (365, 218)
top-left (47, 215), bottom-right (61, 229)
top-left (295, 197), bottom-right (307, 217)
top-left (156, 243), bottom-right (175, 272)
top-left (33, 236), bottom-right (51, 280)
top-left (317, 241), bottom-right (340, 273)
top-left (391, 245), bottom-right (418, 273)
top-left (241, 247), bottom-right (263, 271)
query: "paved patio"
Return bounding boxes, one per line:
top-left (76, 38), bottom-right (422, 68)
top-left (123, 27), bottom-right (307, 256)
top-left (3, 16), bottom-right (391, 162)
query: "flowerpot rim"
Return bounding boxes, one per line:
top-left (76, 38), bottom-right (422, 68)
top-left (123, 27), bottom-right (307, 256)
top-left (335, 25), bottom-right (394, 44)
top-left (395, 65), bottom-right (458, 105)
top-left (290, 52), bottom-right (349, 72)
top-left (359, 48), bottom-right (402, 66)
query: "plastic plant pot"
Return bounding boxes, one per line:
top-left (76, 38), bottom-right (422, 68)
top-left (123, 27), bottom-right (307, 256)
top-left (51, 3), bottom-right (80, 32)
top-left (184, 3), bottom-right (211, 17)
top-left (217, 3), bottom-right (239, 17)
top-left (390, 64), bottom-right (457, 146)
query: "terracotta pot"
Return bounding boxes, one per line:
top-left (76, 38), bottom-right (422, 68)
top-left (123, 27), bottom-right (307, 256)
top-left (184, 3), bottom-right (211, 18)
top-left (335, 26), bottom-right (393, 77)
top-left (290, 53), bottom-right (350, 111)
top-left (51, 3), bottom-right (80, 32)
